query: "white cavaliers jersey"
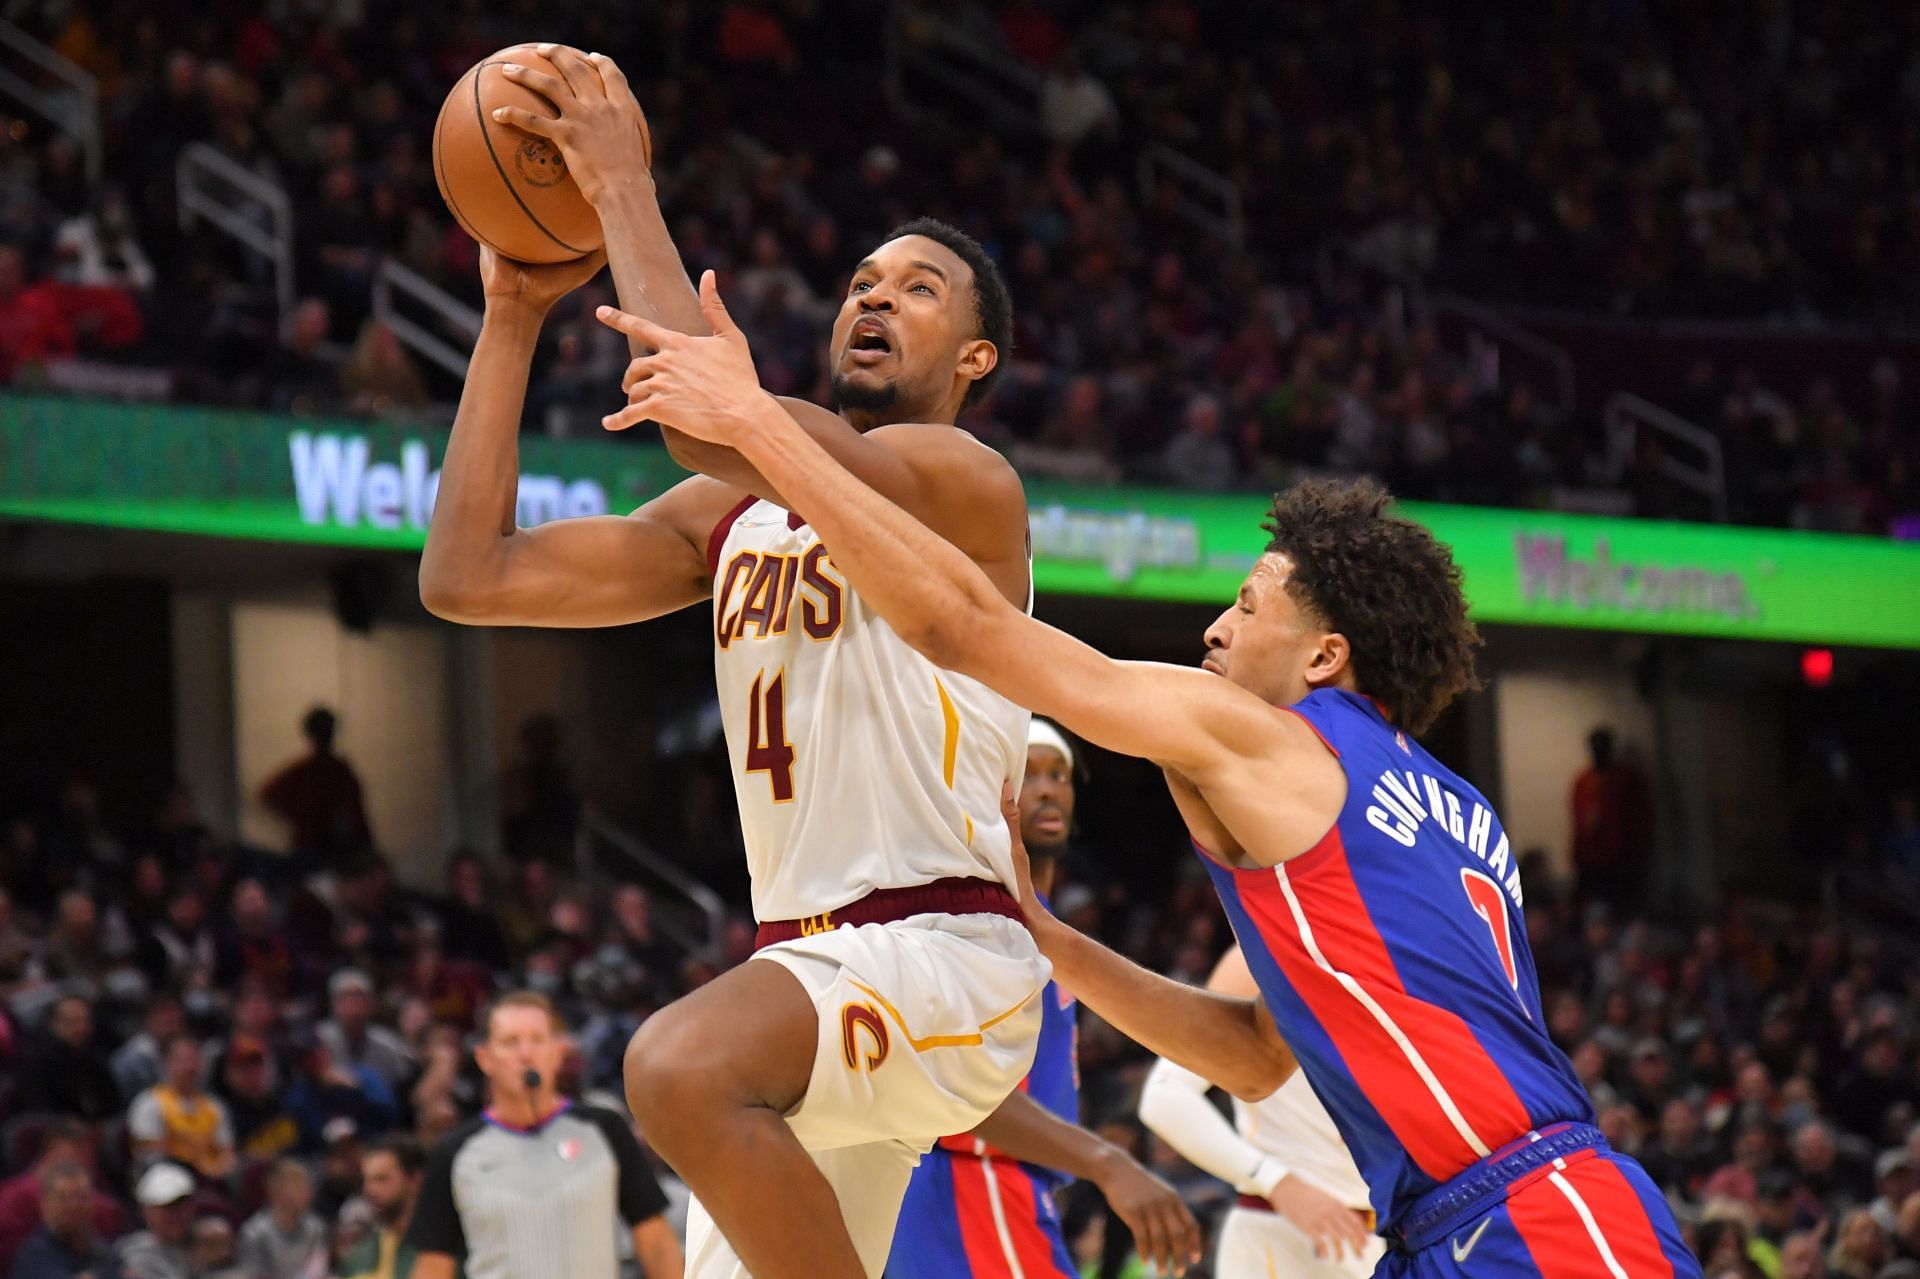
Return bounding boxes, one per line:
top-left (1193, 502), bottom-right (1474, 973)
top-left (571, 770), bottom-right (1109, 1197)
top-left (710, 498), bottom-right (1031, 922)
top-left (1236, 1071), bottom-right (1371, 1209)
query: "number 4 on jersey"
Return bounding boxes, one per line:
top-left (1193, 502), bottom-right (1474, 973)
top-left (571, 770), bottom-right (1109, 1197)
top-left (1460, 868), bottom-right (1523, 1005)
top-left (746, 669), bottom-right (796, 803)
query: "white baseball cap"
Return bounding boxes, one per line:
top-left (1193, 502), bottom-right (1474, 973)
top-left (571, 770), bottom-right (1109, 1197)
top-left (136, 1162), bottom-right (195, 1207)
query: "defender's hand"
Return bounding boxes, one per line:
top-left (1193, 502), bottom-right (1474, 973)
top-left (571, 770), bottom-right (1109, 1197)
top-left (1096, 1153), bottom-right (1203, 1276)
top-left (596, 271), bottom-right (766, 440)
top-left (491, 46), bottom-right (653, 204)
top-left (480, 244), bottom-right (607, 315)
top-left (1267, 1174), bottom-right (1372, 1262)
top-left (999, 783), bottom-right (1063, 944)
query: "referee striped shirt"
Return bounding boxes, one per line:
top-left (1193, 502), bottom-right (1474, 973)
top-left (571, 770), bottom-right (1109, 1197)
top-left (405, 1102), bottom-right (668, 1279)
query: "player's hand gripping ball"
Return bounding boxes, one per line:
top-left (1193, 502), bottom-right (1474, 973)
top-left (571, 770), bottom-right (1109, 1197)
top-left (433, 44), bottom-right (652, 264)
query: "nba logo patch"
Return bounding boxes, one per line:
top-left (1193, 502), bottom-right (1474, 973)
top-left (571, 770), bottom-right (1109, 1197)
top-left (1395, 732), bottom-right (1411, 755)
top-left (556, 1138), bottom-right (582, 1161)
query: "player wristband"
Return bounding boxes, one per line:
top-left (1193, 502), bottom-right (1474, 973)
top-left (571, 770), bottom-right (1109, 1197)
top-left (1235, 1155), bottom-right (1290, 1200)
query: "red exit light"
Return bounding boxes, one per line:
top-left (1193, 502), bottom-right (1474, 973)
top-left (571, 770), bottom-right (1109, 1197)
top-left (1801, 649), bottom-right (1834, 687)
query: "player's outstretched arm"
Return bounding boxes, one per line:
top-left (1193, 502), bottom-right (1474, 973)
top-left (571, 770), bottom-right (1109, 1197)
top-left (602, 279), bottom-right (1291, 781)
top-left (599, 287), bottom-right (1032, 605)
top-left (417, 247), bottom-right (734, 628)
top-left (1140, 949), bottom-right (1372, 1262)
top-left (992, 796), bottom-right (1296, 1100)
top-left (969, 1092), bottom-right (1202, 1275)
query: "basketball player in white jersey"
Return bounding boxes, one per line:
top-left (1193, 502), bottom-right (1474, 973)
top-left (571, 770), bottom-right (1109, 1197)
top-left (420, 51), bottom-right (1046, 1278)
top-left (1139, 947), bottom-right (1379, 1279)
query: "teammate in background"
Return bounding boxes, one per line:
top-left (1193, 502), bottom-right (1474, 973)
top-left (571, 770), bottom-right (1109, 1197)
top-left (1140, 947), bottom-right (1378, 1279)
top-left (593, 305), bottom-right (1706, 1279)
top-left (422, 48), bottom-right (1047, 1279)
top-left (889, 722), bottom-right (1198, 1279)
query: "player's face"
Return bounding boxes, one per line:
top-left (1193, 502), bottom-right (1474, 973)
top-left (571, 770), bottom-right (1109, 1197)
top-left (829, 235), bottom-right (995, 422)
top-left (477, 1005), bottom-right (567, 1096)
top-left (1201, 553), bottom-right (1346, 707)
top-left (1019, 745), bottom-right (1075, 852)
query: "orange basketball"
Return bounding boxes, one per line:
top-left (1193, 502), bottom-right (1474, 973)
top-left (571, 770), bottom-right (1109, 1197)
top-left (432, 45), bottom-right (650, 264)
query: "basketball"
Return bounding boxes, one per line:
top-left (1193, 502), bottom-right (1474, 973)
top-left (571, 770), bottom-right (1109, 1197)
top-left (432, 44), bottom-right (649, 264)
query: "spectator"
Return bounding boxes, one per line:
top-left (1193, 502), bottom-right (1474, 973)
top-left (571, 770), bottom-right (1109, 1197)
top-left (331, 1137), bottom-right (424, 1279)
top-left (16, 995), bottom-right (122, 1123)
top-left (1627, 1037), bottom-right (1678, 1122)
top-left (259, 708), bottom-right (371, 872)
top-left (1837, 1033), bottom-right (1917, 1143)
top-left (188, 1216), bottom-right (240, 1279)
top-left (236, 1161), bottom-right (327, 1279)
top-left (1896, 1193), bottom-right (1920, 1264)
top-left (127, 1036), bottom-right (237, 1181)
top-left (1039, 51), bottom-right (1118, 149)
top-left (215, 880), bottom-right (296, 1000)
top-left (52, 187), bottom-right (155, 291)
top-left (284, 1036), bottom-right (398, 1152)
top-left (1828, 1209), bottom-right (1889, 1279)
top-left (212, 1034), bottom-right (300, 1162)
top-left (133, 887), bottom-right (216, 998)
top-left (338, 320), bottom-right (429, 418)
top-left (262, 302), bottom-right (345, 417)
top-left (1161, 393), bottom-right (1236, 491)
top-left (1641, 1097), bottom-right (1717, 1203)
top-left (1872, 1152), bottom-right (1917, 1236)
top-left (317, 970), bottom-right (414, 1093)
top-left (1793, 1122), bottom-right (1874, 1210)
top-left (393, 926), bottom-right (489, 1034)
top-left (112, 995), bottom-right (187, 1101)
top-left (434, 853), bottom-right (507, 973)
top-left (38, 892), bottom-right (115, 990)
top-left (0, 244), bottom-right (76, 384)
top-left (1570, 728), bottom-right (1654, 912)
top-left (1014, 375), bottom-right (1122, 484)
top-left (8, 1161), bottom-right (117, 1279)
top-left (116, 1164), bottom-right (196, 1279)
top-left (497, 715), bottom-right (579, 868)
top-left (0, 1122), bottom-right (124, 1277)
top-left (1780, 1229), bottom-right (1828, 1279)
top-left (495, 861), bottom-right (557, 963)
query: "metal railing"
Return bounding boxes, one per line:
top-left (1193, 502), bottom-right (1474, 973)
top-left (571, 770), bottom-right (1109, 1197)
top-left (1139, 143), bottom-right (1245, 249)
top-left (1429, 292), bottom-right (1577, 413)
top-left (0, 19), bottom-right (99, 180)
top-left (1603, 391), bottom-right (1729, 522)
top-left (885, 6), bottom-right (1044, 136)
top-left (176, 143), bottom-right (295, 335)
top-left (373, 260), bottom-right (482, 382)
top-left (575, 808), bottom-right (728, 964)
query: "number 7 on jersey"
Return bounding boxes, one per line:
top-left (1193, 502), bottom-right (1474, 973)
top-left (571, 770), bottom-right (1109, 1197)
top-left (746, 669), bottom-right (796, 803)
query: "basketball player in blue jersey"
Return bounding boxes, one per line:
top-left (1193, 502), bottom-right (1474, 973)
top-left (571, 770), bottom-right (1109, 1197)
top-left (888, 721), bottom-right (1198, 1279)
top-left (586, 306), bottom-right (1704, 1279)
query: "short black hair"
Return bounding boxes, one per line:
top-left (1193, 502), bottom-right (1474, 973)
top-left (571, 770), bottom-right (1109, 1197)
top-left (883, 217), bottom-right (1012, 409)
top-left (368, 1134), bottom-right (426, 1177)
top-left (1262, 478), bottom-right (1482, 735)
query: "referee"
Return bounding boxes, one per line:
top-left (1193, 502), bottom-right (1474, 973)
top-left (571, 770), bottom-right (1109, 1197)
top-left (407, 991), bottom-right (684, 1279)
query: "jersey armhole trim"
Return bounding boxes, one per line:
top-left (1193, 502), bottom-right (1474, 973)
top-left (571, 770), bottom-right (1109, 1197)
top-left (1279, 705), bottom-right (1341, 758)
top-left (706, 496), bottom-right (758, 576)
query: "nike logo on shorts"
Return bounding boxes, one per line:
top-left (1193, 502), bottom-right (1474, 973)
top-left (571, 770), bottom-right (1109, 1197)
top-left (1451, 1217), bottom-right (1493, 1264)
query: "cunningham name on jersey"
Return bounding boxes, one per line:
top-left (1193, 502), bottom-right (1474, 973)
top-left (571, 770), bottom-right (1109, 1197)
top-left (711, 499), bottom-right (1032, 923)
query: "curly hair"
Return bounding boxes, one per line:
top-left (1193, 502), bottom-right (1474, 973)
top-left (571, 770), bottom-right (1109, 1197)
top-left (1261, 478), bottom-right (1482, 735)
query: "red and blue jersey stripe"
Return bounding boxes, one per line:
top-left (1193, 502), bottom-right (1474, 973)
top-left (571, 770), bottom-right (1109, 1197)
top-left (1201, 689), bottom-right (1593, 1234)
top-left (888, 965), bottom-right (1080, 1279)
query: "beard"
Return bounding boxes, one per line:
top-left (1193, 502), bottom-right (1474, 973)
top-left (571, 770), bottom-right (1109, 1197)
top-left (831, 372), bottom-right (901, 414)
